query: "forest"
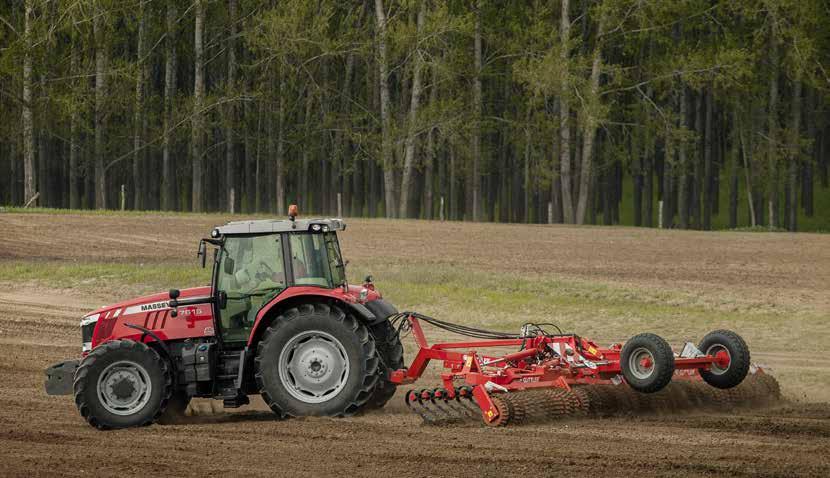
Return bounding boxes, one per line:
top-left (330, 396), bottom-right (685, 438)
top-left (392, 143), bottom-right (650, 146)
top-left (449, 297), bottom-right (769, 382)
top-left (0, 0), bottom-right (828, 230)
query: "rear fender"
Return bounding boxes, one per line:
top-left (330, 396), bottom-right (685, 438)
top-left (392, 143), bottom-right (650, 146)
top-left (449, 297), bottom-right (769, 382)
top-left (247, 287), bottom-right (374, 348)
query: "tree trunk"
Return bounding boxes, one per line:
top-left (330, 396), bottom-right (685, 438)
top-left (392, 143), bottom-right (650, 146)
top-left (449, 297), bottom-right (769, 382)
top-left (424, 62), bottom-right (438, 220)
top-left (449, 143), bottom-right (457, 220)
top-left (469, 1), bottom-right (483, 221)
top-left (94, 8), bottom-right (108, 209)
top-left (524, 123), bottom-right (531, 223)
top-left (255, 100), bottom-right (262, 212)
top-left (22, 0), bottom-right (36, 206)
top-left (374, 0), bottom-right (396, 218)
top-left (37, 76), bottom-right (48, 206)
top-left (225, 0), bottom-right (238, 212)
top-left (788, 73), bottom-right (802, 232)
top-left (662, 129), bottom-right (674, 229)
top-left (275, 69), bottom-right (286, 215)
top-left (767, 24), bottom-right (779, 228)
top-left (559, 0), bottom-right (574, 223)
top-left (574, 13), bottom-right (604, 225)
top-left (300, 86), bottom-right (313, 211)
top-left (398, 0), bottom-right (427, 218)
top-left (678, 86), bottom-right (689, 229)
top-left (728, 109), bottom-right (739, 228)
top-left (162, 0), bottom-right (178, 211)
top-left (691, 91), bottom-right (703, 228)
top-left (737, 113), bottom-right (756, 227)
top-left (69, 37), bottom-right (80, 209)
top-left (132, 1), bottom-right (146, 210)
top-left (703, 86), bottom-right (714, 229)
top-left (191, 0), bottom-right (206, 212)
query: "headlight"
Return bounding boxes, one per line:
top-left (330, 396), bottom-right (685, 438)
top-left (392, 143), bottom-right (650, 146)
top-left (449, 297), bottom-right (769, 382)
top-left (80, 314), bottom-right (99, 352)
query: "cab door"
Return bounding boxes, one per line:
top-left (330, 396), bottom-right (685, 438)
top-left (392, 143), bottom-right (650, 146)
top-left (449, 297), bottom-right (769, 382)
top-left (215, 234), bottom-right (287, 344)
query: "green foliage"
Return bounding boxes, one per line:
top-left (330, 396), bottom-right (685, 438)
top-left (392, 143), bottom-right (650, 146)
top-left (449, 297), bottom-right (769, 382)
top-left (0, 0), bottom-right (828, 230)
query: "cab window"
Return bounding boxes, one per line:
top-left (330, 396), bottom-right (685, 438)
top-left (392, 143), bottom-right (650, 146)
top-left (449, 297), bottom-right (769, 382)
top-left (217, 234), bottom-right (285, 343)
top-left (289, 233), bottom-right (334, 287)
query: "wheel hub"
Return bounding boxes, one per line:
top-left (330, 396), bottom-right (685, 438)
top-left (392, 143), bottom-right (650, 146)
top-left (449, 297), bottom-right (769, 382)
top-left (706, 344), bottom-right (731, 375)
top-left (96, 360), bottom-right (152, 416)
top-left (279, 331), bottom-right (350, 404)
top-left (628, 347), bottom-right (656, 380)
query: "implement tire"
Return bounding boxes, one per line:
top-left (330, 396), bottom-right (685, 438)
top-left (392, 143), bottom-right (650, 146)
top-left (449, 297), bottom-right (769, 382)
top-left (698, 329), bottom-right (750, 389)
top-left (620, 333), bottom-right (675, 394)
top-left (73, 340), bottom-right (172, 430)
top-left (255, 303), bottom-right (380, 418)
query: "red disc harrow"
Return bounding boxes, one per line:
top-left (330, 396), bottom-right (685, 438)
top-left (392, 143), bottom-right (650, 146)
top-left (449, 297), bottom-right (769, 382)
top-left (387, 313), bottom-right (776, 425)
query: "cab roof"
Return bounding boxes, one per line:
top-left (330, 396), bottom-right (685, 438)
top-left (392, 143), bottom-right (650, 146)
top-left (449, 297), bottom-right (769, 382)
top-left (213, 217), bottom-right (346, 236)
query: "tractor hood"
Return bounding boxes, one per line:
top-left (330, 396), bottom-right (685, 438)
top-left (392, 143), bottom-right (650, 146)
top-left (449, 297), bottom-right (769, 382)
top-left (83, 286), bottom-right (213, 321)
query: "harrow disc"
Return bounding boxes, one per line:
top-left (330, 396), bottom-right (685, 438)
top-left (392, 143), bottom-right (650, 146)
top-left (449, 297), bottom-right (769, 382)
top-left (405, 373), bottom-right (781, 427)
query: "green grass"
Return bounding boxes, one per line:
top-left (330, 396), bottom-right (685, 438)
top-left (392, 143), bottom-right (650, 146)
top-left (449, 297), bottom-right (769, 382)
top-left (2, 259), bottom-right (823, 354)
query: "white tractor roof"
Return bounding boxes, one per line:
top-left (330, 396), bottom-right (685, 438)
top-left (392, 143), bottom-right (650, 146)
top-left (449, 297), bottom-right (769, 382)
top-left (214, 217), bottom-right (346, 236)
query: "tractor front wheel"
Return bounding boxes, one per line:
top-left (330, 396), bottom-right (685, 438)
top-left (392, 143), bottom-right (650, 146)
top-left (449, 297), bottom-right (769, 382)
top-left (73, 340), bottom-right (172, 429)
top-left (255, 303), bottom-right (379, 418)
top-left (698, 330), bottom-right (750, 389)
top-left (620, 333), bottom-right (675, 393)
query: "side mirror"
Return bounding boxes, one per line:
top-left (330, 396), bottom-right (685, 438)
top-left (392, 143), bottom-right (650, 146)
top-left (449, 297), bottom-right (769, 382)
top-left (198, 241), bottom-right (207, 268)
top-left (223, 257), bottom-right (235, 275)
top-left (168, 289), bottom-right (180, 317)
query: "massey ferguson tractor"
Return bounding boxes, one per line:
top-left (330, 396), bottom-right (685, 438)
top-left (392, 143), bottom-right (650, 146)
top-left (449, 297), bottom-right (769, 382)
top-left (45, 207), bottom-right (775, 429)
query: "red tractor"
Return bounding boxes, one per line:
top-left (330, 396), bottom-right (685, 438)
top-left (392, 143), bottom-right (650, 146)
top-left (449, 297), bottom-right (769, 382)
top-left (46, 209), bottom-right (404, 429)
top-left (46, 208), bottom-right (760, 429)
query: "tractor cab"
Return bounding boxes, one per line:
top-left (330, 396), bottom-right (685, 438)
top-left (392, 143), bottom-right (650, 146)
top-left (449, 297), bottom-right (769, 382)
top-left (206, 214), bottom-right (348, 344)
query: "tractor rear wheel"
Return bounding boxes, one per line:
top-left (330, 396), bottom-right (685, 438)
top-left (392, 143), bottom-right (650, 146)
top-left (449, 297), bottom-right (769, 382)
top-left (73, 340), bottom-right (172, 429)
top-left (364, 319), bottom-right (405, 409)
top-left (698, 329), bottom-right (750, 389)
top-left (255, 303), bottom-right (380, 418)
top-left (620, 333), bottom-right (675, 393)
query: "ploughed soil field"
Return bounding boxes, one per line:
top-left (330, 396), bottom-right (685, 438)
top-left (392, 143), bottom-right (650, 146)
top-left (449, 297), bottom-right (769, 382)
top-left (1, 212), bottom-right (829, 477)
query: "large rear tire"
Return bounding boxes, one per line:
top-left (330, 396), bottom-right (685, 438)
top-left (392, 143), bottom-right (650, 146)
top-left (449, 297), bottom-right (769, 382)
top-left (620, 333), bottom-right (675, 393)
top-left (255, 303), bottom-right (380, 418)
top-left (364, 319), bottom-right (405, 410)
top-left (698, 329), bottom-right (750, 389)
top-left (73, 340), bottom-right (172, 429)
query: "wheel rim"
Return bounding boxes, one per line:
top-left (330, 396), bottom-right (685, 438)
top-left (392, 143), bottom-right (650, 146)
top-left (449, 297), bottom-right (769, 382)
top-left (628, 347), bottom-right (656, 380)
top-left (705, 344), bottom-right (731, 375)
top-left (278, 330), bottom-right (350, 404)
top-left (96, 360), bottom-right (153, 416)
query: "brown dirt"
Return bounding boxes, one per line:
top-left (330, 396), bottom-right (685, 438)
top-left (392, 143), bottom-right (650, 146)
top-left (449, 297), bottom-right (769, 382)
top-left (1, 212), bottom-right (829, 477)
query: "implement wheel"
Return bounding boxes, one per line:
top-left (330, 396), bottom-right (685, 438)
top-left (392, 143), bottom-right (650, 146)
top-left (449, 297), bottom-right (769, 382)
top-left (255, 303), bottom-right (380, 418)
top-left (620, 333), bottom-right (675, 393)
top-left (73, 340), bottom-right (172, 429)
top-left (698, 329), bottom-right (750, 389)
